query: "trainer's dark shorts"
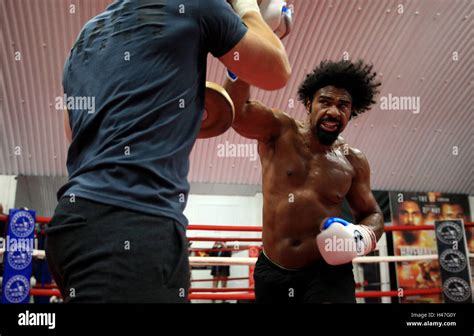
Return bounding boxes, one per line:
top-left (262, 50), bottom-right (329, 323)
top-left (254, 252), bottom-right (356, 303)
top-left (45, 196), bottom-right (190, 303)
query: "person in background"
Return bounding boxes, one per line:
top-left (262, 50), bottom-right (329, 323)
top-left (210, 242), bottom-right (232, 289)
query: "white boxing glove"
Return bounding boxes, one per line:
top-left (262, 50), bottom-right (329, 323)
top-left (260, 1), bottom-right (293, 39)
top-left (274, 5), bottom-right (293, 39)
top-left (259, 0), bottom-right (285, 30)
top-left (316, 217), bottom-right (377, 265)
top-left (229, 0), bottom-right (261, 18)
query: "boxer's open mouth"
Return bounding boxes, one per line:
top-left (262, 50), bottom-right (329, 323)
top-left (320, 120), bottom-right (340, 132)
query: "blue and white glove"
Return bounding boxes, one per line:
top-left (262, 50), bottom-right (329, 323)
top-left (316, 217), bottom-right (377, 265)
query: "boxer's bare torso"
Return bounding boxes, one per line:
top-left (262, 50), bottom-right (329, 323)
top-left (259, 114), bottom-right (364, 268)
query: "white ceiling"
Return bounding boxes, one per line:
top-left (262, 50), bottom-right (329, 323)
top-left (1, 0), bottom-right (473, 195)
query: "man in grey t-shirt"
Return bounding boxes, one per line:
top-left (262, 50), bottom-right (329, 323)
top-left (46, 0), bottom-right (290, 303)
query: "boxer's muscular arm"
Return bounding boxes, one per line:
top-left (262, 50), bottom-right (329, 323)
top-left (219, 12), bottom-right (291, 90)
top-left (345, 148), bottom-right (384, 240)
top-left (224, 78), bottom-right (286, 142)
top-left (64, 110), bottom-right (72, 144)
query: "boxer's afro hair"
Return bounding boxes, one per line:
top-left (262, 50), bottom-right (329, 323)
top-left (297, 60), bottom-right (381, 118)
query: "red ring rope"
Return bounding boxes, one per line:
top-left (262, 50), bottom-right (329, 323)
top-left (1, 213), bottom-right (472, 232)
top-left (30, 287), bottom-right (442, 300)
top-left (189, 288), bottom-right (254, 293)
top-left (187, 237), bottom-right (261, 242)
top-left (191, 277), bottom-right (249, 282)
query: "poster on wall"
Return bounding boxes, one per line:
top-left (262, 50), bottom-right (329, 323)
top-left (389, 192), bottom-right (472, 303)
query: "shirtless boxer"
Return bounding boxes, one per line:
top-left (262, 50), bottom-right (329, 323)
top-left (225, 60), bottom-right (384, 303)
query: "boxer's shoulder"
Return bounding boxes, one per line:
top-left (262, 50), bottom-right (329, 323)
top-left (245, 100), bottom-right (291, 119)
top-left (272, 109), bottom-right (294, 126)
top-left (342, 145), bottom-right (370, 175)
top-left (244, 101), bottom-right (295, 131)
top-left (334, 137), bottom-right (364, 159)
top-left (346, 146), bottom-right (366, 161)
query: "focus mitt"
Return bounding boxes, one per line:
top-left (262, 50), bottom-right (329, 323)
top-left (198, 82), bottom-right (235, 139)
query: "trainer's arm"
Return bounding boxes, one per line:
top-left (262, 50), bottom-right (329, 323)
top-left (345, 149), bottom-right (384, 240)
top-left (219, 11), bottom-right (291, 90)
top-left (64, 110), bottom-right (72, 144)
top-left (224, 78), bottom-right (285, 142)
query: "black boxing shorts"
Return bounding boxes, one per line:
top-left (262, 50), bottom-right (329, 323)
top-left (253, 251), bottom-right (356, 303)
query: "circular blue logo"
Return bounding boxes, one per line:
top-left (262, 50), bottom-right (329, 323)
top-left (7, 249), bottom-right (33, 270)
top-left (4, 275), bottom-right (30, 303)
top-left (10, 211), bottom-right (35, 238)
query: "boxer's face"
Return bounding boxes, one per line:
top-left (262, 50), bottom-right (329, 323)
top-left (307, 86), bottom-right (352, 145)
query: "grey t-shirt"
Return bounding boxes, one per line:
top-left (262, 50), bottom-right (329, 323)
top-left (59, 0), bottom-right (247, 226)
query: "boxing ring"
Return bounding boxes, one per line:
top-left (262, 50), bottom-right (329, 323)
top-left (0, 213), bottom-right (473, 302)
